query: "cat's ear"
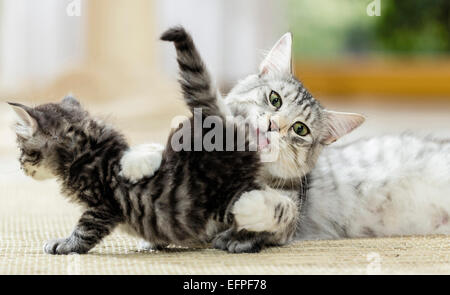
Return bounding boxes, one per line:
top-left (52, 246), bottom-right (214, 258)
top-left (61, 95), bottom-right (81, 108)
top-left (259, 32), bottom-right (293, 77)
top-left (321, 110), bottom-right (365, 145)
top-left (8, 102), bottom-right (38, 138)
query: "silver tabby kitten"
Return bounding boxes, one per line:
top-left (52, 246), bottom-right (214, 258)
top-left (122, 27), bottom-right (364, 247)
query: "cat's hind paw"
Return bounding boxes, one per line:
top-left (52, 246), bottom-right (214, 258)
top-left (120, 143), bottom-right (164, 183)
top-left (137, 240), bottom-right (168, 252)
top-left (212, 229), bottom-right (265, 254)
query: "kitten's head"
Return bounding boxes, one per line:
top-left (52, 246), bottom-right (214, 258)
top-left (9, 96), bottom-right (87, 180)
top-left (226, 33), bottom-right (365, 180)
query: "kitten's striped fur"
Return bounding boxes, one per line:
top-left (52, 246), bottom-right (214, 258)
top-left (10, 96), bottom-right (263, 254)
top-left (160, 27), bottom-right (300, 251)
top-left (161, 27), bottom-right (229, 118)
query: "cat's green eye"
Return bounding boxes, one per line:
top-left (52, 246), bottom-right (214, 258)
top-left (292, 122), bottom-right (310, 136)
top-left (269, 91), bottom-right (282, 109)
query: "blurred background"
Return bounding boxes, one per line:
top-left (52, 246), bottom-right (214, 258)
top-left (0, 1), bottom-right (449, 273)
top-left (0, 0), bottom-right (449, 170)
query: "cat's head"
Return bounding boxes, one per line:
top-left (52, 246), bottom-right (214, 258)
top-left (225, 33), bottom-right (365, 180)
top-left (9, 96), bottom-right (88, 180)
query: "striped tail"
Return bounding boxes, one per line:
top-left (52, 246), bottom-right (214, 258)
top-left (161, 26), bottom-right (229, 117)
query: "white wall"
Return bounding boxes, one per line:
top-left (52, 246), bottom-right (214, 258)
top-left (0, 0), bottom-right (85, 91)
top-left (156, 0), bottom-right (286, 88)
top-left (0, 0), bottom-right (287, 92)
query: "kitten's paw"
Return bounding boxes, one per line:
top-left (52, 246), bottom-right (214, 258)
top-left (212, 229), bottom-right (263, 253)
top-left (212, 229), bottom-right (233, 251)
top-left (120, 143), bottom-right (164, 183)
top-left (44, 238), bottom-right (88, 255)
top-left (226, 239), bottom-right (262, 254)
top-left (137, 240), bottom-right (167, 251)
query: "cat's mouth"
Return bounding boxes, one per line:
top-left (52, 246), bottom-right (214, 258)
top-left (257, 128), bottom-right (270, 150)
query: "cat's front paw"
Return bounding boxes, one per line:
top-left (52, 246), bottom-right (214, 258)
top-left (120, 144), bottom-right (164, 183)
top-left (44, 238), bottom-right (88, 255)
top-left (232, 189), bottom-right (296, 233)
top-left (232, 190), bottom-right (279, 232)
top-left (212, 229), bottom-right (263, 254)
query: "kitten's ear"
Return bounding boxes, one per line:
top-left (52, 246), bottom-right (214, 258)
top-left (8, 102), bottom-right (38, 138)
top-left (321, 110), bottom-right (365, 145)
top-left (259, 32), bottom-right (293, 77)
top-left (61, 95), bottom-right (81, 108)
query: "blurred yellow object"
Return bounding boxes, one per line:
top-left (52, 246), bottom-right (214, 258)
top-left (295, 58), bottom-right (450, 99)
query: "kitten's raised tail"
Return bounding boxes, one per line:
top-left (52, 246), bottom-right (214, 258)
top-left (161, 26), bottom-right (229, 118)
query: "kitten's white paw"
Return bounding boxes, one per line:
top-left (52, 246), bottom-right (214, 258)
top-left (138, 240), bottom-right (167, 251)
top-left (120, 143), bottom-right (164, 183)
top-left (232, 189), bottom-right (296, 233)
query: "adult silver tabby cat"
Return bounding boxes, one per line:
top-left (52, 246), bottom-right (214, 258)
top-left (126, 28), bottom-right (450, 241)
top-left (122, 27), bottom-right (371, 243)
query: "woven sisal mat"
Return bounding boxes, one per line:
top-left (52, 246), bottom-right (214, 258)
top-left (1, 172), bottom-right (450, 275)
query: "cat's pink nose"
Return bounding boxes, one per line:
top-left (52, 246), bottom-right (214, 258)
top-left (268, 119), bottom-right (279, 132)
